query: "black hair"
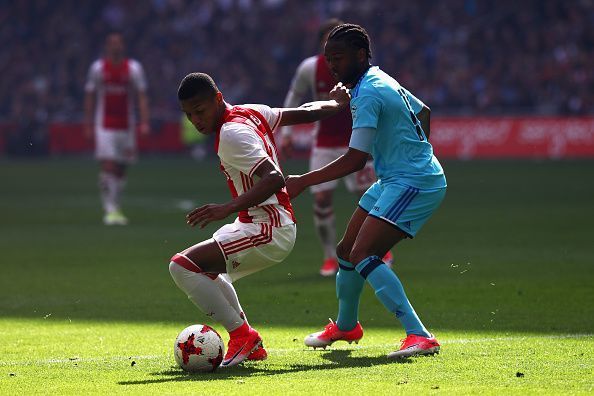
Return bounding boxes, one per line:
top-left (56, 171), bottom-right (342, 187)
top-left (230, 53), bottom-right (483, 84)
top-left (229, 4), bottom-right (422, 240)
top-left (177, 72), bottom-right (219, 101)
top-left (105, 31), bottom-right (125, 43)
top-left (318, 18), bottom-right (344, 43)
top-left (327, 23), bottom-right (372, 59)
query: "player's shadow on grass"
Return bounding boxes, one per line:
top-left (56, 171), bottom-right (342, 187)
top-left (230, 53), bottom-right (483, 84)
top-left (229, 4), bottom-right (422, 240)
top-left (318, 349), bottom-right (414, 366)
top-left (117, 350), bottom-right (409, 385)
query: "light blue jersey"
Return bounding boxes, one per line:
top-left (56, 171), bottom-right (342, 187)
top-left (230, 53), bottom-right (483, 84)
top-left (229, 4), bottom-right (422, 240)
top-left (349, 66), bottom-right (446, 189)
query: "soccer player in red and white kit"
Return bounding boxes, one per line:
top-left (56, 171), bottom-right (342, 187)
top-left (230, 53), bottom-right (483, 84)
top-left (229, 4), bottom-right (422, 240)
top-left (84, 33), bottom-right (149, 225)
top-left (170, 72), bottom-right (350, 367)
top-left (281, 19), bottom-right (392, 276)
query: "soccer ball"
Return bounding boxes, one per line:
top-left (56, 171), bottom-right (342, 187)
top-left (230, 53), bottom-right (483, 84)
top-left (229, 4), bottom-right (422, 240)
top-left (174, 324), bottom-right (225, 372)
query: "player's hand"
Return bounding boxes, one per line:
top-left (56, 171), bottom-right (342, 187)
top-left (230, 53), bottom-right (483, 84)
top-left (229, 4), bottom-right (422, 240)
top-left (138, 122), bottom-right (150, 136)
top-left (285, 175), bottom-right (307, 199)
top-left (329, 82), bottom-right (351, 109)
top-left (186, 203), bottom-right (231, 228)
top-left (280, 135), bottom-right (294, 159)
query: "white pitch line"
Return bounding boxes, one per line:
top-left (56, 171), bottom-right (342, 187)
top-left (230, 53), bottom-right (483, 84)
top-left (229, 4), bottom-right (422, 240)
top-left (1, 333), bottom-right (591, 367)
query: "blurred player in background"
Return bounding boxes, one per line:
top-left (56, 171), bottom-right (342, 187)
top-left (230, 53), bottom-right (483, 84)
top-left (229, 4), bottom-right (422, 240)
top-left (169, 73), bottom-right (350, 367)
top-left (84, 32), bottom-right (149, 225)
top-left (281, 19), bottom-right (392, 276)
top-left (286, 24), bottom-right (446, 359)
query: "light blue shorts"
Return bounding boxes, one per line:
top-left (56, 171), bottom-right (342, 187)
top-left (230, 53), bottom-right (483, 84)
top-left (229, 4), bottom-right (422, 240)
top-left (358, 181), bottom-right (446, 238)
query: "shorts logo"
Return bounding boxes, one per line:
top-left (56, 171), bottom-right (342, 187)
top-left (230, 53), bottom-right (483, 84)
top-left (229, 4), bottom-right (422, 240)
top-left (231, 260), bottom-right (241, 269)
top-left (373, 205), bottom-right (381, 211)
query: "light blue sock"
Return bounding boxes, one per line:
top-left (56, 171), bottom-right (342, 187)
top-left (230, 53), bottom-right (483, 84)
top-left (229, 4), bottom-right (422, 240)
top-left (355, 255), bottom-right (430, 337)
top-left (335, 258), bottom-right (365, 331)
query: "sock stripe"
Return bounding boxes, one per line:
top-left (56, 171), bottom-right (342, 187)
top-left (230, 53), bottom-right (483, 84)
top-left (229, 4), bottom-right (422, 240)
top-left (357, 256), bottom-right (384, 279)
top-left (338, 258), bottom-right (356, 271)
top-left (171, 254), bottom-right (202, 273)
top-left (170, 254), bottom-right (218, 280)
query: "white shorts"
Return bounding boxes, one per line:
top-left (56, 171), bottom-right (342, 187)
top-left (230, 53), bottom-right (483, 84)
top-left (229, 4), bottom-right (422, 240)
top-left (213, 218), bottom-right (296, 282)
top-left (95, 127), bottom-right (137, 163)
top-left (309, 146), bottom-right (376, 194)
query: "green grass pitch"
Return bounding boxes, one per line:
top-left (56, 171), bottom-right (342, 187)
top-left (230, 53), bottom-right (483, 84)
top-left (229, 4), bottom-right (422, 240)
top-left (0, 158), bottom-right (592, 394)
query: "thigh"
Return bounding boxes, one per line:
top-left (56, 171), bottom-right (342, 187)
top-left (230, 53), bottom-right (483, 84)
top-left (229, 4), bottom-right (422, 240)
top-left (350, 215), bottom-right (407, 265)
top-left (181, 239), bottom-right (226, 274)
top-left (95, 129), bottom-right (117, 161)
top-left (313, 189), bottom-right (333, 207)
top-left (309, 147), bottom-right (343, 193)
top-left (336, 206), bottom-right (369, 260)
top-left (96, 128), bottom-right (136, 164)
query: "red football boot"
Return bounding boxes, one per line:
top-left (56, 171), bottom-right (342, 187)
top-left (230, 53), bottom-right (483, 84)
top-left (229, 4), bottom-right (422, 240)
top-left (387, 334), bottom-right (440, 359)
top-left (320, 258), bottom-right (339, 277)
top-left (304, 319), bottom-right (363, 349)
top-left (221, 327), bottom-right (262, 367)
top-left (247, 344), bottom-right (268, 361)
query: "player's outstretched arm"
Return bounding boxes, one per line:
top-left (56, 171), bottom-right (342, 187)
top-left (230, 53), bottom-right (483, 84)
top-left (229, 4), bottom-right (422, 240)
top-left (285, 148), bottom-right (369, 199)
top-left (279, 83), bottom-right (350, 126)
top-left (83, 92), bottom-right (95, 139)
top-left (186, 159), bottom-right (285, 228)
top-left (138, 91), bottom-right (150, 135)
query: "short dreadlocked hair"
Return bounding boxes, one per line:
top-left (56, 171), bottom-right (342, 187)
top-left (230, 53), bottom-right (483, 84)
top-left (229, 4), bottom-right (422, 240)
top-left (318, 18), bottom-right (344, 43)
top-left (177, 72), bottom-right (219, 101)
top-left (327, 23), bottom-right (372, 59)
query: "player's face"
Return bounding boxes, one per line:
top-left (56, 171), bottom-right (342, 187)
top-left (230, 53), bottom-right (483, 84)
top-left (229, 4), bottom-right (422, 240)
top-left (105, 34), bottom-right (125, 59)
top-left (180, 92), bottom-right (224, 135)
top-left (324, 39), bottom-right (366, 87)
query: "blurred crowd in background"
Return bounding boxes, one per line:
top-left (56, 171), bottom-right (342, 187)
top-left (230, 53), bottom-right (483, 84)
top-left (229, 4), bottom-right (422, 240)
top-left (1, 0), bottom-right (593, 130)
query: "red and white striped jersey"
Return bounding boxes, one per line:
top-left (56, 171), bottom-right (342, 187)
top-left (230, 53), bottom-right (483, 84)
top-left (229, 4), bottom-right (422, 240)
top-left (215, 104), bottom-right (296, 227)
top-left (85, 58), bottom-right (147, 131)
top-left (283, 54), bottom-right (352, 148)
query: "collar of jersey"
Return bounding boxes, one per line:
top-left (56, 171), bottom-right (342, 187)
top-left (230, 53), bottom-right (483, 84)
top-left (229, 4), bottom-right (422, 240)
top-left (352, 65), bottom-right (374, 99)
top-left (214, 104), bottom-right (234, 152)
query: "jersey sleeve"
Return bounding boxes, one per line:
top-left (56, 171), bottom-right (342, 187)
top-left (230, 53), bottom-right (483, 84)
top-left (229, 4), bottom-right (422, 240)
top-left (349, 127), bottom-right (375, 153)
top-left (351, 94), bottom-right (383, 130)
top-left (219, 124), bottom-right (273, 177)
top-left (129, 60), bottom-right (148, 92)
top-left (283, 56), bottom-right (316, 107)
top-left (84, 61), bottom-right (101, 93)
top-left (242, 104), bottom-right (282, 133)
top-left (281, 57), bottom-right (316, 137)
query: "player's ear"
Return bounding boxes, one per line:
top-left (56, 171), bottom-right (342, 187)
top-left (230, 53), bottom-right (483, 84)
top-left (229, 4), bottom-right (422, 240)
top-left (215, 91), bottom-right (223, 104)
top-left (356, 48), bottom-right (367, 63)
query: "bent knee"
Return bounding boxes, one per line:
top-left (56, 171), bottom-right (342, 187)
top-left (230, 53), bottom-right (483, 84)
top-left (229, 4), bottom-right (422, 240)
top-left (314, 190), bottom-right (333, 207)
top-left (349, 247), bottom-right (374, 266)
top-left (169, 253), bottom-right (196, 278)
top-left (336, 240), bottom-right (352, 262)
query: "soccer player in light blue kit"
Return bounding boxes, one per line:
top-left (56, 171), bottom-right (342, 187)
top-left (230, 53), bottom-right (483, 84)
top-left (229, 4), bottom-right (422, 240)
top-left (286, 23), bottom-right (447, 359)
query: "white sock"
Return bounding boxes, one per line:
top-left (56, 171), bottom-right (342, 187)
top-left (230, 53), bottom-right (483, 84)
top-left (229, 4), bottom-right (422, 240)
top-left (113, 176), bottom-right (126, 213)
top-left (313, 204), bottom-right (336, 260)
top-left (169, 262), bottom-right (244, 332)
top-left (216, 274), bottom-right (248, 324)
top-left (99, 171), bottom-right (117, 213)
